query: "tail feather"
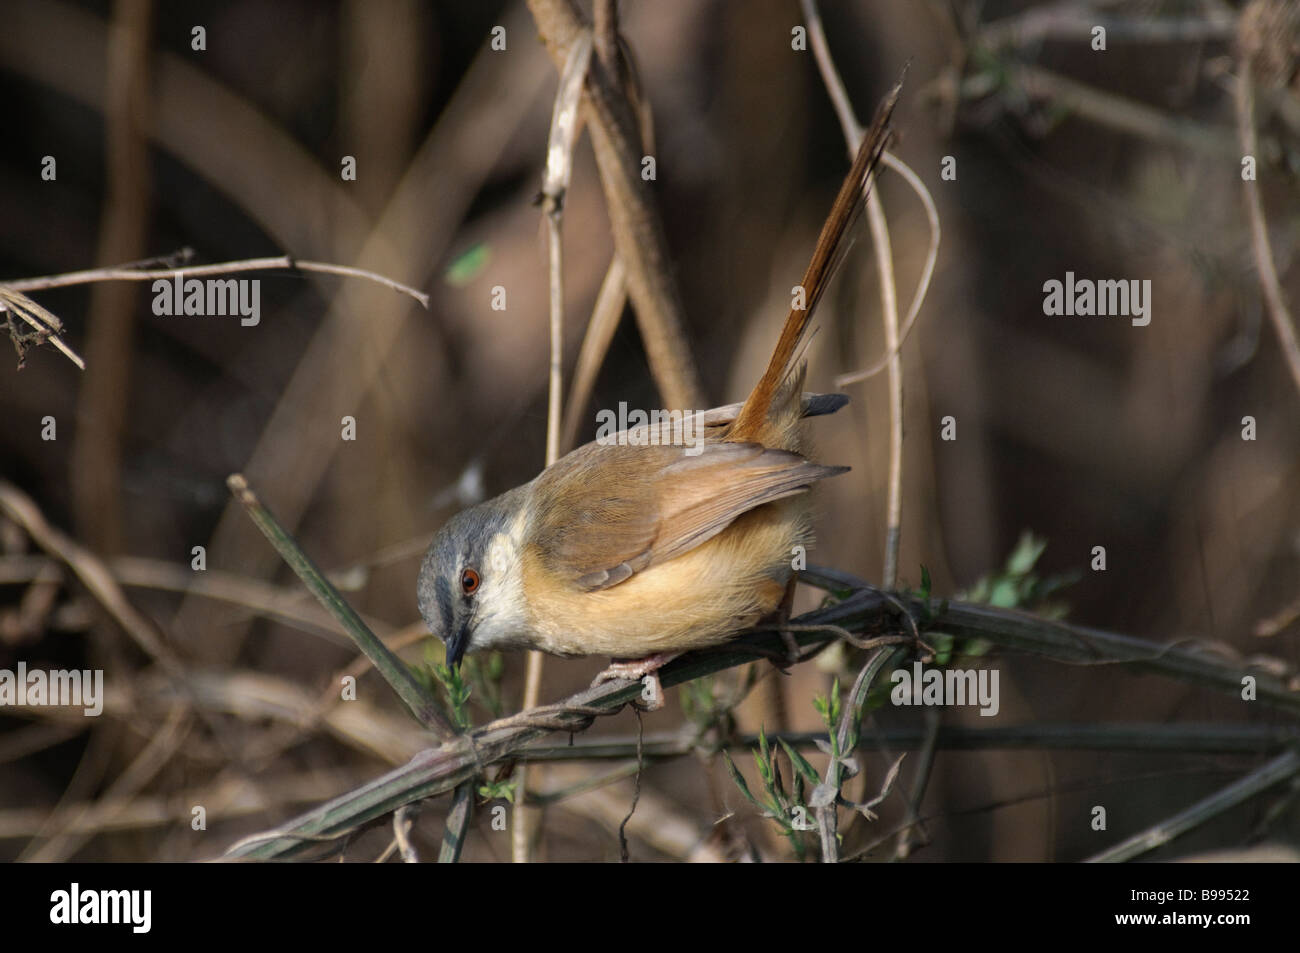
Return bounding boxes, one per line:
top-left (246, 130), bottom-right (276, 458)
top-left (728, 84), bottom-right (898, 441)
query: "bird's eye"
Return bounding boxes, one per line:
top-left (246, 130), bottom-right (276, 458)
top-left (460, 568), bottom-right (481, 595)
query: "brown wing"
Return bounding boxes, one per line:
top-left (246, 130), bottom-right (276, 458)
top-left (527, 440), bottom-right (845, 591)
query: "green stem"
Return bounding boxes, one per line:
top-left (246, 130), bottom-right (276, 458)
top-left (226, 474), bottom-right (451, 736)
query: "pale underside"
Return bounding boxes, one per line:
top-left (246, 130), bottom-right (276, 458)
top-left (506, 381), bottom-right (844, 658)
top-left (521, 493), bottom-right (812, 657)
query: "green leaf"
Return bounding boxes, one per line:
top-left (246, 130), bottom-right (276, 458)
top-left (477, 778), bottom-right (517, 803)
top-left (989, 577), bottom-right (1019, 608)
top-left (779, 739), bottom-right (820, 785)
top-left (723, 751), bottom-right (763, 811)
top-left (444, 243), bottom-right (490, 287)
top-left (430, 661), bottom-right (473, 730)
top-left (771, 753), bottom-right (787, 802)
top-left (1006, 531), bottom-right (1046, 576)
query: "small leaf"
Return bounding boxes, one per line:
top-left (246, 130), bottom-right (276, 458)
top-left (919, 564), bottom-right (932, 599)
top-left (477, 779), bottom-right (517, 804)
top-left (778, 739), bottom-right (820, 785)
top-left (723, 752), bottom-right (763, 811)
top-left (813, 738), bottom-right (835, 757)
top-left (771, 755), bottom-right (787, 802)
top-left (857, 753), bottom-right (907, 820)
top-left (928, 632), bottom-right (953, 666)
top-left (989, 577), bottom-right (1019, 607)
top-left (1006, 531), bottom-right (1046, 576)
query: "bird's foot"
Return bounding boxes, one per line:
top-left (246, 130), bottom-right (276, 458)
top-left (592, 652), bottom-right (681, 710)
top-left (762, 575), bottom-right (801, 668)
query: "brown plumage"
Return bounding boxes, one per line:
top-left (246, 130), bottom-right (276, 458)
top-left (417, 88), bottom-right (896, 671)
top-left (519, 370), bottom-right (843, 657)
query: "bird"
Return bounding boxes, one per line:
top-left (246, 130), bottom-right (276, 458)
top-left (418, 87), bottom-right (897, 700)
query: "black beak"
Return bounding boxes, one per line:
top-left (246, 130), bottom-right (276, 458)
top-left (445, 618), bottom-right (470, 669)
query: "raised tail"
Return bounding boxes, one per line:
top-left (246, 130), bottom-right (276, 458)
top-left (728, 83), bottom-right (898, 442)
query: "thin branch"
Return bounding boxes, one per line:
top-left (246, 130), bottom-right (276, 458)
top-left (872, 187), bottom-right (904, 591)
top-left (984, 64), bottom-right (1241, 157)
top-left (1085, 749), bottom-right (1300, 863)
top-left (799, 564), bottom-right (1300, 716)
top-left (72, 0), bottom-right (153, 553)
top-left (865, 184), bottom-right (905, 588)
top-left (801, 0), bottom-right (863, 144)
top-left (223, 592), bottom-right (894, 860)
top-left (391, 802), bottom-right (421, 863)
top-left (540, 32), bottom-right (591, 462)
top-left (0, 287), bottom-right (86, 369)
top-left (833, 153), bottom-right (939, 387)
top-left (560, 256), bottom-right (628, 451)
top-left (0, 481), bottom-right (173, 670)
top-left (2, 253), bottom-right (428, 372)
top-left (801, 0), bottom-right (909, 589)
top-left (513, 722), bottom-right (1300, 762)
top-left (559, 43), bottom-right (655, 453)
top-left (27, 704), bottom-right (190, 862)
top-left (846, 763), bottom-right (1260, 862)
top-left (0, 771), bottom-right (352, 841)
top-left (526, 762), bottom-right (640, 805)
top-left (525, 0), bottom-right (704, 409)
top-left (223, 574), bottom-right (1300, 859)
top-left (1234, 63), bottom-right (1300, 399)
top-left (923, 602), bottom-right (1300, 715)
top-left (797, 9), bottom-right (940, 390)
top-left (226, 474), bottom-right (452, 737)
top-left (437, 785), bottom-right (472, 863)
top-left (817, 646), bottom-right (902, 861)
top-left (514, 29), bottom-right (594, 864)
top-left (1255, 593), bottom-right (1300, 638)
top-left (892, 707), bottom-right (940, 860)
top-left (977, 2), bottom-right (1237, 52)
top-left (5, 255), bottom-right (429, 308)
top-left (592, 0), bottom-right (619, 76)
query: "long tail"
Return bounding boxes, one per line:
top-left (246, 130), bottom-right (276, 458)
top-left (728, 83), bottom-right (898, 441)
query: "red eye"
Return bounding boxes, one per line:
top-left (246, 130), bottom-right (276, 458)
top-left (461, 568), bottom-right (480, 595)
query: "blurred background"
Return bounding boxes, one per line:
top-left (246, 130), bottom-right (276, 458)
top-left (1, 0), bottom-right (1298, 862)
